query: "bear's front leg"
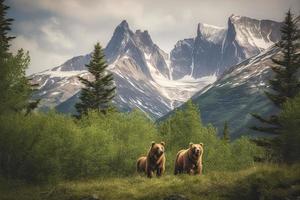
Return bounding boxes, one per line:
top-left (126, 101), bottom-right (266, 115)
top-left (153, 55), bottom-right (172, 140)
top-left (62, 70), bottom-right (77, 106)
top-left (174, 165), bottom-right (179, 175)
top-left (184, 163), bottom-right (193, 175)
top-left (147, 168), bottom-right (153, 178)
top-left (156, 167), bottom-right (162, 177)
top-left (197, 165), bottom-right (203, 175)
top-left (190, 169), bottom-right (196, 175)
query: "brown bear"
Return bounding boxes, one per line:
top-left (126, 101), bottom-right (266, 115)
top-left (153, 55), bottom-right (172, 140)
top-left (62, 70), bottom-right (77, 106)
top-left (174, 142), bottom-right (203, 175)
top-left (136, 141), bottom-right (166, 178)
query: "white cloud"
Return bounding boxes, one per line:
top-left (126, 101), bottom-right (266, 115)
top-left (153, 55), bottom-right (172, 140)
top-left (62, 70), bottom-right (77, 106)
top-left (8, 0), bottom-right (300, 74)
top-left (11, 35), bottom-right (72, 75)
top-left (40, 17), bottom-right (75, 50)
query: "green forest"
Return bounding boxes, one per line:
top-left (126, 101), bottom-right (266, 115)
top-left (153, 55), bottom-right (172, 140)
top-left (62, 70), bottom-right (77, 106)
top-left (0, 1), bottom-right (299, 200)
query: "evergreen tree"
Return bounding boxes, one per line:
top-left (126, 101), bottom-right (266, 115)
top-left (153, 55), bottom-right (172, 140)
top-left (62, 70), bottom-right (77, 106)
top-left (75, 43), bottom-right (116, 116)
top-left (0, 0), bottom-right (14, 56)
top-left (251, 10), bottom-right (300, 135)
top-left (222, 121), bottom-right (230, 143)
top-left (0, 0), bottom-right (36, 114)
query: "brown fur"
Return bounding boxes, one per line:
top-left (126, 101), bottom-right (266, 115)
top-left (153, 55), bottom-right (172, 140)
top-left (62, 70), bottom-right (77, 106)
top-left (136, 141), bottom-right (166, 178)
top-left (174, 143), bottom-right (203, 175)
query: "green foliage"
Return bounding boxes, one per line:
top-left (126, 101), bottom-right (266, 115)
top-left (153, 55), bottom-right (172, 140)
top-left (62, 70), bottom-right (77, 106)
top-left (76, 110), bottom-right (159, 177)
top-left (0, 101), bottom-right (263, 183)
top-left (0, 0), bottom-right (14, 55)
top-left (0, 50), bottom-right (33, 114)
top-left (0, 112), bottom-right (81, 182)
top-left (159, 101), bottom-right (264, 173)
top-left (75, 43), bottom-right (116, 116)
top-left (159, 100), bottom-right (203, 150)
top-left (231, 164), bottom-right (300, 200)
top-left (0, 1), bottom-right (36, 115)
top-left (0, 110), bottom-right (159, 182)
top-left (278, 94), bottom-right (300, 163)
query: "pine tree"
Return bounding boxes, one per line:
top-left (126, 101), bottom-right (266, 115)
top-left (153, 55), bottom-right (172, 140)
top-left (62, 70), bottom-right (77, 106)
top-left (75, 43), bottom-right (116, 116)
top-left (0, 0), bottom-right (14, 56)
top-left (222, 121), bottom-right (230, 143)
top-left (0, 0), bottom-right (36, 114)
top-left (251, 10), bottom-right (300, 135)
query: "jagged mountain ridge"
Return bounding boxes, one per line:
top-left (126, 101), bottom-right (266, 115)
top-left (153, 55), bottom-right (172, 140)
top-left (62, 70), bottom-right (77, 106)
top-left (171, 15), bottom-right (281, 79)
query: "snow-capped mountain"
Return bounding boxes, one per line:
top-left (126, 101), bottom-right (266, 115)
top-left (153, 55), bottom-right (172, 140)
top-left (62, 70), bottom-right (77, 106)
top-left (178, 45), bottom-right (281, 138)
top-left (30, 15), bottom-right (281, 119)
top-left (170, 15), bottom-right (281, 79)
top-left (31, 20), bottom-right (216, 118)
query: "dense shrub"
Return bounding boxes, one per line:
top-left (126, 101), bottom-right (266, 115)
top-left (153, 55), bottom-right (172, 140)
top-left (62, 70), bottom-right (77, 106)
top-left (0, 110), bottom-right (159, 182)
top-left (0, 112), bottom-right (80, 182)
top-left (76, 110), bottom-right (159, 177)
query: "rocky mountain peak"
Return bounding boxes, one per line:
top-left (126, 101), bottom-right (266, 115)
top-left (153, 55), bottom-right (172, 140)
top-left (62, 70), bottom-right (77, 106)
top-left (119, 20), bottom-right (129, 29)
top-left (104, 20), bottom-right (134, 62)
top-left (134, 29), bottom-right (154, 53)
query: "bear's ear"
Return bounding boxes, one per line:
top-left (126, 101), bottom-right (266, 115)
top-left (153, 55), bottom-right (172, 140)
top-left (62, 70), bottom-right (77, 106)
top-left (151, 141), bottom-right (155, 147)
top-left (189, 142), bottom-right (193, 148)
top-left (160, 141), bottom-right (165, 147)
top-left (199, 143), bottom-right (204, 147)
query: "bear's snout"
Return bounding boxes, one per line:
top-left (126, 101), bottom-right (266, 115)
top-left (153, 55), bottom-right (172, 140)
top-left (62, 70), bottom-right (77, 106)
top-left (156, 148), bottom-right (164, 156)
top-left (193, 148), bottom-right (201, 156)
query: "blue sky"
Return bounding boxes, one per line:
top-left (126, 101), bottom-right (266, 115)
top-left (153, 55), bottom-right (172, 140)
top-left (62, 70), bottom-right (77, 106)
top-left (7, 0), bottom-right (300, 75)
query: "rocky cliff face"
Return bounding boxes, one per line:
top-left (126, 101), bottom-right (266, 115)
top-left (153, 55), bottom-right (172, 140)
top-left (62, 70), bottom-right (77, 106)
top-left (170, 15), bottom-right (281, 79)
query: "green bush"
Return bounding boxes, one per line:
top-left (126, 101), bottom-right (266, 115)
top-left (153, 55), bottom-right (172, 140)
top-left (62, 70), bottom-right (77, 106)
top-left (0, 112), bottom-right (80, 182)
top-left (76, 110), bottom-right (159, 177)
top-left (0, 110), bottom-right (159, 182)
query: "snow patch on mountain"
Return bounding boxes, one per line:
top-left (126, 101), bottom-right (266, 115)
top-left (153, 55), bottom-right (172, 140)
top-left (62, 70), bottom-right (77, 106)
top-left (198, 23), bottom-right (226, 44)
top-left (37, 69), bottom-right (85, 78)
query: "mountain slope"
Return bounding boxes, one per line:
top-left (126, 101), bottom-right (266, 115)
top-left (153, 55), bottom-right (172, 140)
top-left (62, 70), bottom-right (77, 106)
top-left (162, 46), bottom-right (281, 138)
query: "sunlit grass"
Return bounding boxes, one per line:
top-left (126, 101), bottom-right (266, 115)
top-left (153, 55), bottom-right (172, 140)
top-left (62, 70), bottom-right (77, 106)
top-left (1, 163), bottom-right (299, 200)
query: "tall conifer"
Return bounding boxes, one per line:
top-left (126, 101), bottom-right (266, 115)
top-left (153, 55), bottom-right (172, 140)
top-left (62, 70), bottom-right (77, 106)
top-left (251, 10), bottom-right (300, 134)
top-left (75, 43), bottom-right (116, 116)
